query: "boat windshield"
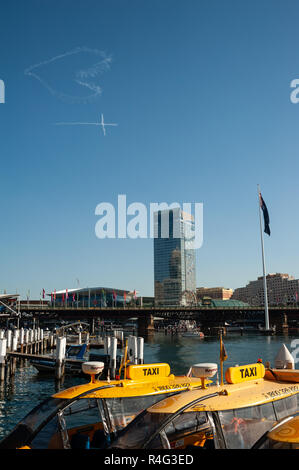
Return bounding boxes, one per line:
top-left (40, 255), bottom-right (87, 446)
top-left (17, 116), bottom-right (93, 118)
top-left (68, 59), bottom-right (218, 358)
top-left (111, 411), bottom-right (171, 449)
top-left (66, 346), bottom-right (82, 356)
top-left (0, 397), bottom-right (67, 449)
top-left (0, 391), bottom-right (181, 449)
top-left (103, 394), bottom-right (176, 433)
top-left (218, 400), bottom-right (287, 449)
top-left (219, 394), bottom-right (299, 449)
top-left (112, 409), bottom-right (209, 449)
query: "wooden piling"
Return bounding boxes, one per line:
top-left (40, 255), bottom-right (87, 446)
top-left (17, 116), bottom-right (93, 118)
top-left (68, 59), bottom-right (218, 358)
top-left (137, 337), bottom-right (144, 364)
top-left (0, 339), bottom-right (7, 382)
top-left (6, 330), bottom-right (12, 351)
top-left (20, 328), bottom-right (24, 354)
top-left (40, 330), bottom-right (44, 353)
top-left (109, 337), bottom-right (117, 379)
top-left (55, 337), bottom-right (66, 380)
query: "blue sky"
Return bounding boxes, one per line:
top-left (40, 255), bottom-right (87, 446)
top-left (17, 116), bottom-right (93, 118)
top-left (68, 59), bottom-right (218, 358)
top-left (1, 0), bottom-right (299, 299)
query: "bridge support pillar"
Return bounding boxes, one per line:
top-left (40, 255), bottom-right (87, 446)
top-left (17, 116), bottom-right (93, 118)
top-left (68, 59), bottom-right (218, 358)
top-left (138, 314), bottom-right (155, 337)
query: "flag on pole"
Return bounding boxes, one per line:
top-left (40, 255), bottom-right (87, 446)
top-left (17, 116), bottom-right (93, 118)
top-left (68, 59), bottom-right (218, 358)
top-left (219, 330), bottom-right (227, 386)
top-left (42, 289), bottom-right (45, 299)
top-left (66, 289), bottom-right (68, 300)
top-left (220, 339), bottom-right (228, 362)
top-left (54, 289), bottom-right (56, 300)
top-left (259, 193), bottom-right (271, 236)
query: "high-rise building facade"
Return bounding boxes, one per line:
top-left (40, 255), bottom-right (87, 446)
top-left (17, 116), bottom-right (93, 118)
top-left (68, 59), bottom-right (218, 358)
top-left (232, 273), bottom-right (299, 306)
top-left (154, 208), bottom-right (196, 306)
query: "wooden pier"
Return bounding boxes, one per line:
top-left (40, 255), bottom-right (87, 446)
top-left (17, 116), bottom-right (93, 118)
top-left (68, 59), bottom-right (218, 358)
top-left (0, 326), bottom-right (127, 382)
top-left (0, 327), bottom-right (57, 381)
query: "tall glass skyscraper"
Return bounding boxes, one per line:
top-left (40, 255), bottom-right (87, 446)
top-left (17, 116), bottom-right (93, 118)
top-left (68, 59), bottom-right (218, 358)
top-left (154, 207), bottom-right (196, 306)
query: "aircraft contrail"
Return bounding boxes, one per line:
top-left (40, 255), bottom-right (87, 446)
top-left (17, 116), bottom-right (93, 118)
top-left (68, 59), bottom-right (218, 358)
top-left (25, 47), bottom-right (112, 104)
top-left (55, 113), bottom-right (118, 136)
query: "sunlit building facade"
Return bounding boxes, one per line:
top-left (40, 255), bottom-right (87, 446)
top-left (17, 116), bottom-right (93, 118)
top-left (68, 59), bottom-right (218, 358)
top-left (232, 273), bottom-right (299, 306)
top-left (197, 287), bottom-right (233, 301)
top-left (154, 208), bottom-right (196, 306)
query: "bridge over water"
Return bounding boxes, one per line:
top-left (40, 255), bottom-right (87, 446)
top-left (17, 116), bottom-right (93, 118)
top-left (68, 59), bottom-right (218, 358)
top-left (16, 304), bottom-right (299, 336)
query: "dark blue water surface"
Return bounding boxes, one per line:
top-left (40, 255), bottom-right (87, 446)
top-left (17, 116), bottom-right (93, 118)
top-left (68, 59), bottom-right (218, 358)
top-left (0, 331), bottom-right (298, 440)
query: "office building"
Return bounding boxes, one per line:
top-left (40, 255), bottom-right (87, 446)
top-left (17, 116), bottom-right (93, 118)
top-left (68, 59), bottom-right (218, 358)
top-left (154, 207), bottom-right (196, 306)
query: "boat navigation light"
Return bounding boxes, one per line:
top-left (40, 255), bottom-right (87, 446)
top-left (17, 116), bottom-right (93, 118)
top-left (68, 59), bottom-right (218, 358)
top-left (190, 363), bottom-right (218, 389)
top-left (82, 361), bottom-right (105, 383)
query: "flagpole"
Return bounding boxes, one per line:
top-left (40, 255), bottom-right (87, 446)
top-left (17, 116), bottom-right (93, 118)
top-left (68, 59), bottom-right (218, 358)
top-left (220, 329), bottom-right (224, 385)
top-left (257, 185), bottom-right (270, 331)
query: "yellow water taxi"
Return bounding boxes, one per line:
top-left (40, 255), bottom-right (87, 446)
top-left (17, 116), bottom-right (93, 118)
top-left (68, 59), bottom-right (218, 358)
top-left (109, 356), bottom-right (299, 449)
top-left (0, 359), bottom-right (206, 449)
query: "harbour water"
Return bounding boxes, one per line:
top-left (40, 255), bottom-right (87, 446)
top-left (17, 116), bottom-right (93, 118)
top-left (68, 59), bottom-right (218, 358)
top-left (0, 331), bottom-right (298, 440)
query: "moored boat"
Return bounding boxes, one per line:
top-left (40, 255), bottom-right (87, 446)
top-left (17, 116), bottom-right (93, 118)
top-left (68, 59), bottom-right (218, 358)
top-left (30, 343), bottom-right (89, 375)
top-left (258, 324), bottom-right (276, 336)
top-left (0, 356), bottom-right (208, 449)
top-left (178, 320), bottom-right (204, 338)
top-left (108, 347), bottom-right (299, 449)
top-left (181, 330), bottom-right (204, 338)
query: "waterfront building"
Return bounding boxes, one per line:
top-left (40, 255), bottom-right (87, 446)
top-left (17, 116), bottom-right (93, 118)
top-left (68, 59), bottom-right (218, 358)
top-left (196, 287), bottom-right (233, 301)
top-left (47, 287), bottom-right (135, 308)
top-left (232, 273), bottom-right (299, 306)
top-left (154, 207), bottom-right (196, 306)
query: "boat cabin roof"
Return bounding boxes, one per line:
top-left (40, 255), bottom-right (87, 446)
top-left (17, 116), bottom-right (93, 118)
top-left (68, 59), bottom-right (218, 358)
top-left (145, 363), bottom-right (299, 413)
top-left (147, 378), bottom-right (298, 414)
top-left (53, 363), bottom-right (204, 400)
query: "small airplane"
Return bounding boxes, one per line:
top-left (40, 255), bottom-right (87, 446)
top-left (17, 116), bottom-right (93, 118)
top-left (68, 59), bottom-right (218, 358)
top-left (55, 113), bottom-right (118, 136)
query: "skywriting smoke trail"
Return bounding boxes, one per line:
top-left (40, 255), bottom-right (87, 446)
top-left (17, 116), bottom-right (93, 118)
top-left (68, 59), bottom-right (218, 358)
top-left (24, 47), bottom-right (112, 104)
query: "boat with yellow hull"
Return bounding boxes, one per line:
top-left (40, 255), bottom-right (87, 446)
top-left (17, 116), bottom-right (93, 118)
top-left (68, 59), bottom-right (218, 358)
top-left (0, 360), bottom-right (207, 449)
top-left (110, 360), bottom-right (299, 449)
